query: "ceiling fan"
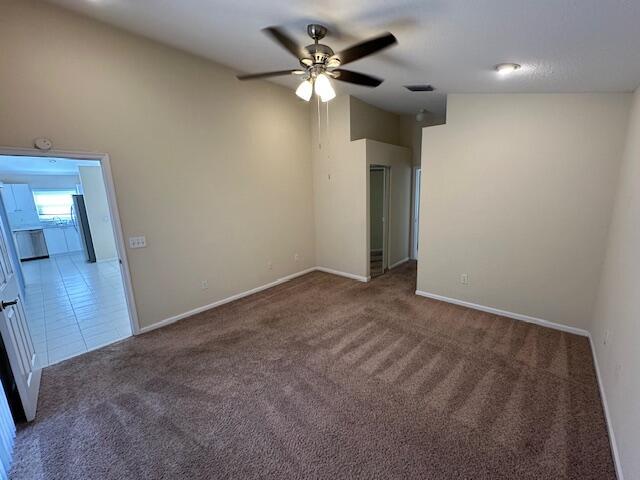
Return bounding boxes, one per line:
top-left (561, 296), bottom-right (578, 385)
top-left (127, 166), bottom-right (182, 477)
top-left (237, 24), bottom-right (397, 102)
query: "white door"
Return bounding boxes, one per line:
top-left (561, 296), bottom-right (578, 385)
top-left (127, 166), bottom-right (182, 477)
top-left (382, 167), bottom-right (390, 271)
top-left (0, 216), bottom-right (40, 421)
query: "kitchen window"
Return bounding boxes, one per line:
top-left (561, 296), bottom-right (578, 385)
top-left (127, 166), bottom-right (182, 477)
top-left (32, 190), bottom-right (76, 221)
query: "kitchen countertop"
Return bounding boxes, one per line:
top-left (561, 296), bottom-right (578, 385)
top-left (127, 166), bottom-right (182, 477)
top-left (11, 226), bottom-right (44, 232)
top-left (12, 223), bottom-right (74, 232)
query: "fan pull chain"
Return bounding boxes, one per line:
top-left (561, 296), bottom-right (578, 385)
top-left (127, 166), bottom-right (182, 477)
top-left (326, 101), bottom-right (330, 159)
top-left (317, 94), bottom-right (322, 150)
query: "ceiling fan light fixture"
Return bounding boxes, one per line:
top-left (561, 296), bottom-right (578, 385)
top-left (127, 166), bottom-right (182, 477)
top-left (315, 73), bottom-right (336, 102)
top-left (295, 79), bottom-right (313, 102)
top-left (320, 88), bottom-right (336, 102)
top-left (237, 24), bottom-right (396, 100)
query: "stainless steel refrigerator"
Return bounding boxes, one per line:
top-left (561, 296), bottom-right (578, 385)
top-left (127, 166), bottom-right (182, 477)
top-left (71, 194), bottom-right (96, 263)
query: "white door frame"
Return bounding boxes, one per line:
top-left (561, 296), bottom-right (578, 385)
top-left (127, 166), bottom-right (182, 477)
top-left (382, 166), bottom-right (390, 271)
top-left (411, 166), bottom-right (421, 260)
top-left (0, 146), bottom-right (140, 335)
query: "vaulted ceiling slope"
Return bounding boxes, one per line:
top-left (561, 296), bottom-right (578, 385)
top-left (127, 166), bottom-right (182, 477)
top-left (47, 0), bottom-right (640, 116)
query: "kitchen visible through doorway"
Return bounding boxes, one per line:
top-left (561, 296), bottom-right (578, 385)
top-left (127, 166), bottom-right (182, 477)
top-left (0, 154), bottom-right (134, 367)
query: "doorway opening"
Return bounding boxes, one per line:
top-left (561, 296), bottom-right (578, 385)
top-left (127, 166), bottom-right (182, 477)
top-left (369, 166), bottom-right (390, 277)
top-left (412, 167), bottom-right (421, 260)
top-left (0, 150), bottom-right (137, 377)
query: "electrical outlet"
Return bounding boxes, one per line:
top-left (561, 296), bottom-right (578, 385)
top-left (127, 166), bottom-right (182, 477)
top-left (460, 273), bottom-right (469, 285)
top-left (294, 253), bottom-right (300, 262)
top-left (603, 329), bottom-right (610, 346)
top-left (267, 260), bottom-right (273, 270)
top-left (201, 280), bottom-right (208, 290)
top-left (128, 236), bottom-right (146, 249)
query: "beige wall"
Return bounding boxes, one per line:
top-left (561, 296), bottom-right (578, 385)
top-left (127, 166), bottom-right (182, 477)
top-left (312, 96), bottom-right (368, 278)
top-left (590, 87), bottom-right (640, 480)
top-left (350, 96), bottom-right (402, 144)
top-left (399, 113), bottom-right (444, 167)
top-left (365, 140), bottom-right (412, 271)
top-left (0, 0), bottom-right (315, 328)
top-left (417, 93), bottom-right (630, 330)
top-left (78, 166), bottom-right (117, 261)
top-left (312, 96), bottom-right (412, 279)
top-left (399, 112), bottom-right (445, 260)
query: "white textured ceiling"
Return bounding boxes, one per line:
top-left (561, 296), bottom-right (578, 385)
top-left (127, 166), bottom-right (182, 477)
top-left (0, 156), bottom-right (99, 176)
top-left (46, 0), bottom-right (640, 116)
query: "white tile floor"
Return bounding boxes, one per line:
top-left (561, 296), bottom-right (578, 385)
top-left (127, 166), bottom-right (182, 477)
top-left (21, 252), bottom-right (132, 367)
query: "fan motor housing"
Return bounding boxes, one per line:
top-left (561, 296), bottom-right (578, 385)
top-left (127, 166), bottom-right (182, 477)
top-left (304, 43), bottom-right (335, 66)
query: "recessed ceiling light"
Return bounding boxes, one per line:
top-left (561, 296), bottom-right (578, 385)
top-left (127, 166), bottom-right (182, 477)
top-left (495, 63), bottom-right (521, 75)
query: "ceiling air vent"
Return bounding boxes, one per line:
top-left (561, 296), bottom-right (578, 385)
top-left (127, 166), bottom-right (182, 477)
top-left (404, 84), bottom-right (435, 92)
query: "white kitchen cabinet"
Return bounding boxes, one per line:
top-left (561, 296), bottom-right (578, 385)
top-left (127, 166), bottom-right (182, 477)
top-left (0, 185), bottom-right (16, 213)
top-left (12, 185), bottom-right (36, 213)
top-left (42, 226), bottom-right (82, 254)
top-left (63, 226), bottom-right (82, 252)
top-left (43, 227), bottom-right (67, 255)
top-left (1, 184), bottom-right (39, 227)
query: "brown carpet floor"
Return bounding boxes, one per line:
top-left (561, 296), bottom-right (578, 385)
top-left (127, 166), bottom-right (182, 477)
top-left (10, 261), bottom-right (615, 479)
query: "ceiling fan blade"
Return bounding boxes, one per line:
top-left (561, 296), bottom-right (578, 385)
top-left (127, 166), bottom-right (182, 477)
top-left (332, 32), bottom-right (397, 66)
top-left (263, 26), bottom-right (308, 60)
top-left (237, 70), bottom-right (303, 80)
top-left (333, 69), bottom-right (383, 87)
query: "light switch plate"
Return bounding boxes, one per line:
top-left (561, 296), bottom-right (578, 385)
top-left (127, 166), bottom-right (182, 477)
top-left (129, 236), bottom-right (146, 249)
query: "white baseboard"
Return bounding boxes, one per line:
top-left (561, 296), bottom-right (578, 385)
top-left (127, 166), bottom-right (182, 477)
top-left (389, 257), bottom-right (410, 269)
top-left (588, 334), bottom-right (624, 480)
top-left (315, 266), bottom-right (369, 283)
top-left (414, 290), bottom-right (589, 337)
top-left (138, 267), bottom-right (317, 334)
